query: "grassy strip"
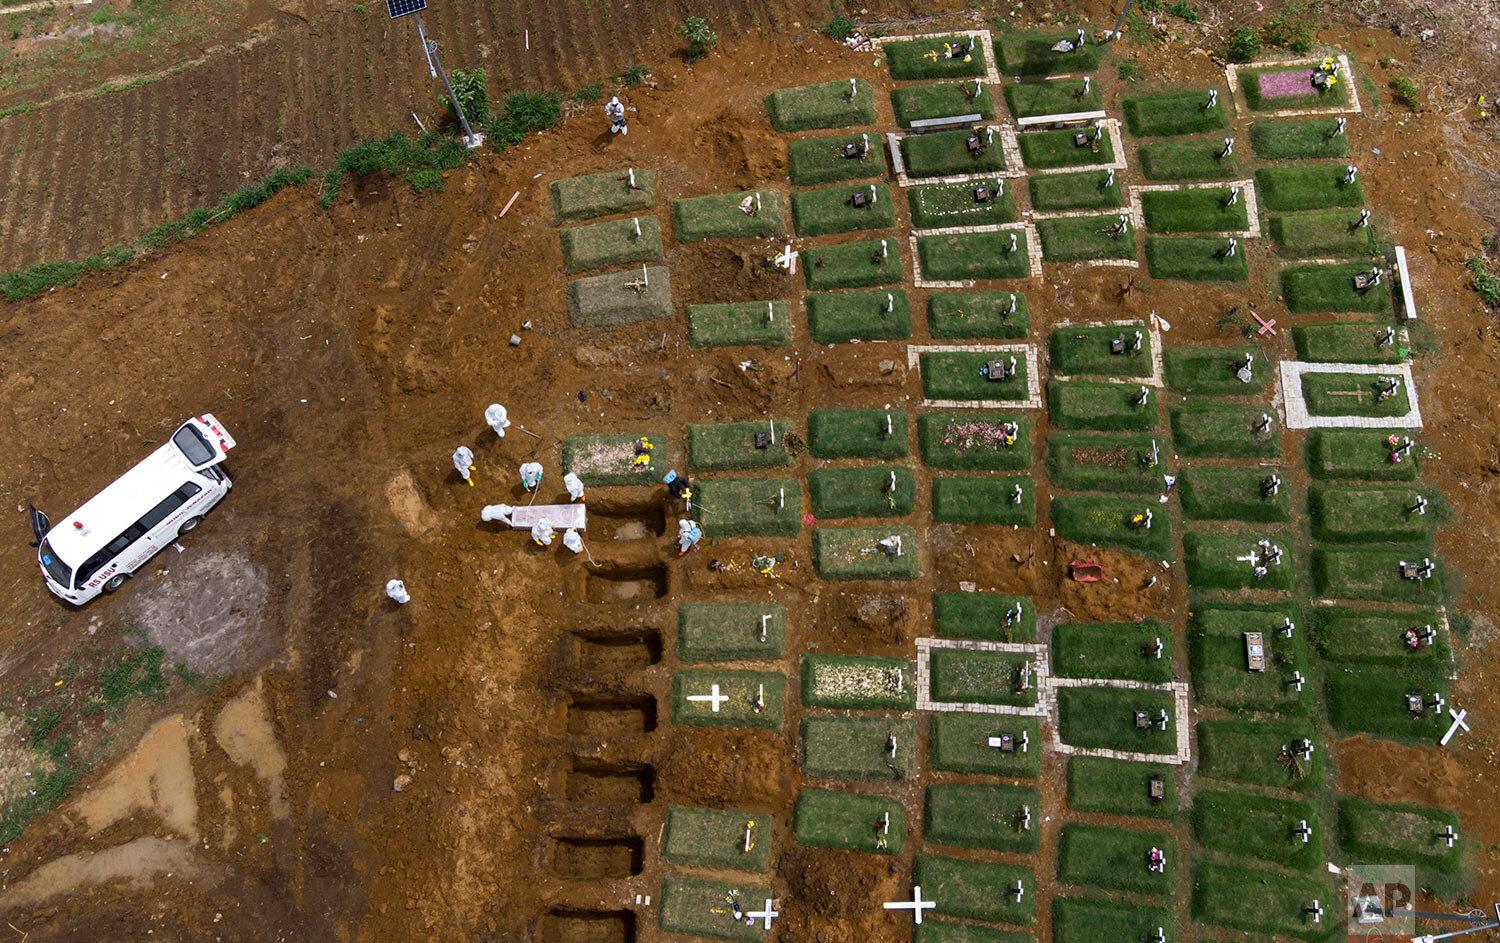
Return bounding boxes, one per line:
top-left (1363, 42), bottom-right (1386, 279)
top-left (1053, 621), bottom-right (1173, 682)
top-left (1057, 686), bottom-right (1177, 755)
top-left (687, 300), bottom-right (793, 348)
top-left (677, 603), bottom-right (786, 662)
top-left (932, 476), bottom-right (1036, 526)
top-left (909, 180), bottom-right (1018, 229)
top-left (802, 238), bottom-right (904, 290)
top-left (1180, 466), bottom-right (1291, 522)
top-left (933, 591), bottom-right (1036, 642)
top-left (801, 653), bottom-right (916, 708)
top-left (919, 413), bottom-right (1032, 470)
top-left (765, 79), bottom-right (876, 132)
top-left (1048, 432), bottom-right (1174, 494)
top-left (551, 167), bottom-right (656, 222)
top-left (1141, 188), bottom-right (1247, 233)
top-left (1313, 548), bottom-right (1444, 603)
top-left (659, 874), bottom-right (770, 941)
top-left (928, 292), bottom-right (1030, 339)
top-left (925, 783), bottom-right (1042, 853)
top-left (1050, 325), bottom-right (1152, 376)
top-left (1198, 719), bottom-right (1323, 791)
top-left (1256, 165), bottom-right (1365, 212)
top-left (1239, 64), bottom-right (1351, 111)
top-left (916, 920), bottom-right (1031, 943)
top-left (1282, 262), bottom-right (1394, 314)
top-left (914, 854), bottom-right (1036, 926)
top-left (1326, 668), bottom-right (1449, 742)
top-left (1337, 797), bottom-right (1465, 894)
top-left (917, 230), bottom-right (1033, 281)
top-left (663, 805), bottom-right (773, 871)
top-left (788, 133), bottom-right (888, 185)
top-left (1184, 531), bottom-right (1295, 592)
top-left (671, 670), bottom-right (786, 731)
top-left (929, 712), bottom-right (1042, 776)
top-left (814, 526), bottom-right (920, 580)
top-left (1145, 236), bottom-right (1249, 281)
top-left (562, 433), bottom-right (666, 485)
top-left (920, 352), bottom-right (1033, 402)
top-left (559, 215), bottom-right (663, 271)
top-left (1191, 865), bottom-right (1337, 941)
top-left (1052, 495), bottom-right (1174, 554)
top-left (802, 716), bottom-right (917, 781)
top-left (1004, 78), bottom-right (1102, 117)
top-left (687, 421), bottom-right (794, 471)
top-left (1053, 897), bottom-right (1174, 943)
top-left (1058, 824), bottom-right (1175, 896)
top-left (1028, 171), bottom-right (1124, 211)
top-left (809, 467), bottom-right (916, 518)
top-left (1306, 429), bottom-right (1419, 480)
top-left (1292, 322), bottom-right (1403, 363)
top-left (1137, 141), bottom-right (1239, 180)
top-left (1163, 345), bottom-right (1265, 393)
top-left (566, 266), bottom-right (672, 326)
top-left (793, 788), bottom-right (904, 854)
top-left (806, 290), bottom-right (912, 343)
top-left (1123, 91), bottom-right (1229, 136)
top-left (886, 35), bottom-right (987, 80)
top-left (808, 409), bottom-right (909, 458)
top-left (1018, 128), bottom-right (1116, 170)
top-left (1189, 604), bottom-right (1309, 713)
top-left (1067, 756), bottom-right (1177, 819)
top-left (791, 183), bottom-right (897, 237)
top-left (1301, 371), bottom-right (1412, 418)
top-left (1049, 381), bottom-right (1157, 431)
top-left (1310, 606), bottom-right (1451, 668)
top-left (1038, 215), bottom-right (1136, 261)
top-left (1251, 118), bottom-right (1351, 159)
top-left (672, 189), bottom-right (785, 240)
top-left (693, 478), bottom-right (802, 538)
top-left (1194, 790), bottom-right (1322, 870)
top-left (930, 649), bottom-right (1038, 707)
top-left (901, 128), bottom-right (1008, 178)
top-left (993, 28), bottom-right (1101, 77)
top-left (1170, 403), bottom-right (1280, 458)
top-left (891, 82), bottom-right (996, 128)
top-left (1269, 210), bottom-right (1379, 258)
top-left (1310, 485), bottom-right (1431, 542)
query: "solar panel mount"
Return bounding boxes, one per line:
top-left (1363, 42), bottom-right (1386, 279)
top-left (386, 0), bottom-right (426, 19)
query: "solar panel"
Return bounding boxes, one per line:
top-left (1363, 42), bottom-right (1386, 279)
top-left (386, 0), bottom-right (425, 19)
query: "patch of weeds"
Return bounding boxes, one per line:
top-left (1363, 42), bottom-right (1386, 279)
top-left (1166, 2), bottom-right (1200, 23)
top-left (1227, 26), bottom-right (1262, 62)
top-left (573, 80), bottom-right (604, 103)
top-left (616, 64), bottom-right (649, 87)
top-left (1262, 4), bottom-right (1318, 54)
top-left (678, 16), bottom-right (718, 61)
top-left (483, 90), bottom-right (563, 148)
top-left (1119, 60), bottom-right (1140, 81)
top-left (1469, 256), bottom-right (1500, 307)
top-left (823, 15), bottom-right (856, 40)
top-left (1391, 76), bottom-right (1420, 110)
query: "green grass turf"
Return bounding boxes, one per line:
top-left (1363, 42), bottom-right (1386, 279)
top-left (791, 183), bottom-right (897, 237)
top-left (1325, 667), bottom-right (1449, 742)
top-left (562, 432), bottom-right (666, 486)
top-left (808, 467), bottom-right (916, 518)
top-left (1189, 603), bottom-right (1310, 713)
top-left (792, 788), bottom-right (904, 855)
top-left (1183, 532), bottom-right (1295, 592)
top-left (1141, 188), bottom-right (1248, 233)
top-left (1137, 141), bottom-right (1240, 180)
top-left (1170, 403), bottom-right (1280, 459)
top-left (929, 712), bottom-right (1042, 777)
top-left (886, 34), bottom-right (988, 80)
top-left (993, 27), bottom-right (1101, 77)
top-left (929, 649), bottom-right (1039, 707)
top-left (933, 591), bottom-right (1036, 642)
top-left (677, 603), bottom-right (786, 662)
top-left (806, 290), bottom-right (912, 343)
top-left (914, 854), bottom-right (1037, 926)
top-left (891, 82), bottom-right (996, 128)
top-left (1145, 236), bottom-right (1250, 281)
top-left (928, 291), bottom-right (1029, 339)
top-left (672, 189), bottom-right (786, 240)
top-left (693, 477), bottom-right (802, 538)
top-left (687, 421), bottom-right (794, 471)
top-left (551, 167), bottom-right (656, 222)
top-left (1306, 429), bottom-right (1420, 481)
top-left (787, 132), bottom-right (888, 185)
top-left (1251, 118), bottom-right (1352, 159)
top-left (1301, 371), bottom-right (1412, 417)
top-left (1048, 381), bottom-right (1157, 431)
top-left (1336, 797), bottom-right (1466, 895)
top-left (1056, 686), bottom-right (1177, 754)
top-left (916, 230), bottom-right (1033, 280)
top-left (659, 874), bottom-right (770, 941)
top-left (920, 351), bottom-right (1033, 402)
top-left (1050, 325), bottom-right (1153, 376)
top-left (1197, 719), bottom-right (1323, 791)
top-left (1312, 548), bottom-right (1444, 603)
top-left (1239, 64), bottom-right (1351, 112)
top-left (662, 805), bottom-right (772, 871)
top-left (1180, 466), bottom-right (1291, 522)
top-left (901, 127), bottom-right (1008, 178)
top-left (1164, 345), bottom-right (1266, 393)
top-left (1309, 485), bottom-right (1432, 543)
top-left (1255, 165), bottom-right (1365, 212)
top-left (1067, 756), bottom-right (1177, 819)
top-left (566, 266), bottom-right (672, 326)
top-left (1293, 322), bottom-right (1404, 363)
top-left (1269, 210), bottom-right (1379, 258)
top-left (671, 670), bottom-right (785, 731)
top-left (915, 920), bottom-right (1032, 943)
top-left (801, 238), bottom-right (904, 290)
top-left (801, 716), bottom-right (917, 781)
top-left (1018, 127), bottom-right (1117, 170)
top-left (800, 653), bottom-right (916, 709)
top-left (909, 179), bottom-right (1018, 229)
top-left (1004, 77), bottom-right (1102, 117)
top-left (1123, 90), bottom-right (1229, 136)
top-left (807, 408), bottom-right (909, 459)
top-left (1057, 824), bottom-right (1175, 896)
top-left (1051, 495), bottom-right (1174, 555)
top-left (1282, 261), bottom-right (1394, 314)
top-left (1053, 897), bottom-right (1174, 943)
top-left (924, 783), bottom-right (1042, 853)
top-left (813, 526), bottom-right (921, 581)
top-left (1191, 864), bottom-right (1336, 941)
top-left (686, 300), bottom-right (793, 348)
top-left (1028, 171), bottom-right (1124, 211)
top-left (1048, 432), bottom-right (1174, 494)
top-left (932, 476), bottom-right (1036, 525)
top-left (560, 214), bottom-right (664, 271)
top-left (765, 79), bottom-right (877, 132)
top-left (1193, 789), bottom-right (1322, 870)
top-left (1052, 621), bottom-right (1173, 682)
top-left (1310, 606), bottom-right (1451, 668)
top-left (918, 413), bottom-right (1032, 470)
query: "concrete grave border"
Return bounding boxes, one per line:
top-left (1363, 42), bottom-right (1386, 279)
top-left (870, 29), bottom-right (1003, 88)
top-left (906, 343), bottom-right (1043, 409)
top-left (1048, 318), bottom-right (1166, 387)
top-left (909, 222), bottom-right (1042, 287)
top-left (1224, 54), bottom-right (1363, 118)
top-left (1277, 360), bottom-right (1423, 429)
top-left (1127, 178), bottom-right (1262, 238)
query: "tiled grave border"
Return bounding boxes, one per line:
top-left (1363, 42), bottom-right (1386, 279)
top-left (914, 637), bottom-right (1049, 714)
top-left (1277, 360), bottom-right (1423, 429)
top-left (909, 222), bottom-right (1043, 287)
top-left (906, 343), bottom-right (1043, 409)
top-left (1049, 318), bottom-right (1166, 387)
top-left (1224, 54), bottom-right (1363, 118)
top-left (870, 29), bottom-right (1003, 88)
top-left (1022, 117), bottom-right (1128, 176)
top-left (1127, 178), bottom-right (1262, 238)
top-left (888, 125), bottom-right (1027, 187)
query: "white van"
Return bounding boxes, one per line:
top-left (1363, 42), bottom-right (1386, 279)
top-left (33, 414), bottom-right (236, 605)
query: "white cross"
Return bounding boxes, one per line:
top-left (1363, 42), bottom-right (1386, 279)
top-left (870, 184), bottom-right (878, 205)
top-left (1440, 708), bottom-right (1470, 746)
top-left (1438, 825), bottom-right (1458, 848)
top-left (746, 899), bottom-right (779, 929)
top-left (775, 244), bottom-right (797, 274)
top-left (1280, 617), bottom-right (1295, 638)
top-left (687, 684), bottom-right (729, 712)
top-left (1008, 231), bottom-right (1018, 252)
top-left (849, 78), bottom-right (858, 99)
top-left (884, 886), bottom-right (936, 924)
top-left (1289, 671), bottom-right (1305, 692)
top-left (1427, 692), bottom-right (1447, 715)
top-left (1012, 880), bottom-right (1025, 902)
top-left (1306, 899), bottom-right (1323, 923)
top-left (633, 216), bottom-right (641, 237)
top-left (1020, 730), bottom-right (1030, 752)
top-left (760, 613), bottom-right (772, 642)
top-left (1294, 819), bottom-right (1312, 843)
top-left (766, 301), bottom-right (775, 323)
top-left (881, 238), bottom-right (889, 258)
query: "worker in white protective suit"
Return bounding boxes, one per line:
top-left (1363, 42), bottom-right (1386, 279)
top-left (453, 446), bottom-right (476, 486)
top-left (563, 528), bottom-right (583, 554)
top-left (385, 579), bottom-right (411, 604)
top-left (519, 462), bottom-right (544, 491)
top-left (531, 518), bottom-right (555, 547)
top-left (605, 96), bottom-right (627, 135)
top-left (564, 472), bottom-right (585, 502)
top-left (677, 518), bottom-right (703, 556)
top-left (484, 403), bottom-right (511, 438)
top-left (481, 504), bottom-right (513, 525)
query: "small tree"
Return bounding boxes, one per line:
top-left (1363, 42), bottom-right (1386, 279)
top-left (1226, 26), bottom-right (1262, 63)
top-left (444, 69), bottom-right (489, 127)
top-left (678, 16), bottom-right (718, 61)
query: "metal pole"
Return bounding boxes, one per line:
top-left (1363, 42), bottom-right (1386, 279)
top-left (1106, 0), bottom-right (1134, 39)
top-left (416, 12), bottom-right (480, 146)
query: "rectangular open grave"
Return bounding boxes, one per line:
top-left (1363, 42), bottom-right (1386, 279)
top-left (1251, 117), bottom-right (1353, 159)
top-left (584, 498), bottom-right (666, 541)
top-left (549, 835), bottom-right (644, 879)
top-left (1196, 719), bottom-right (1322, 791)
top-left (692, 477), bottom-right (802, 538)
top-left (662, 805), bottom-right (773, 872)
top-left (891, 81), bottom-right (996, 128)
top-left (551, 168), bottom-right (656, 222)
top-left (788, 132), bottom-right (887, 185)
top-left (813, 526), bottom-right (920, 581)
top-left (677, 603), bottom-right (786, 662)
top-left (563, 433), bottom-right (666, 486)
top-left (567, 266), bottom-right (672, 327)
top-left (1138, 140), bottom-right (1241, 181)
top-left (914, 347), bottom-right (1041, 408)
top-left (807, 408), bottom-right (909, 458)
top-left (1228, 55), bottom-right (1361, 116)
top-left (1192, 789), bottom-right (1322, 871)
top-left (659, 874), bottom-right (771, 942)
top-left (1309, 605), bottom-right (1452, 669)
top-left (1067, 756), bottom-right (1178, 819)
top-left (1310, 485), bottom-right (1433, 543)
top-left (809, 467), bottom-right (916, 518)
top-left (1047, 432), bottom-right (1175, 494)
top-left (1053, 897), bottom-right (1174, 943)
top-left (560, 215), bottom-right (664, 272)
top-left (914, 228), bottom-right (1036, 282)
top-left (563, 759), bottom-right (655, 804)
top-left (925, 783), bottom-right (1041, 853)
top-left (1123, 89), bottom-right (1229, 137)
top-left (572, 629), bottom-right (663, 672)
top-left (671, 189), bottom-right (785, 240)
top-left (582, 564), bottom-right (669, 604)
top-left (801, 716), bottom-right (917, 781)
top-left (791, 183), bottom-right (896, 237)
top-left (1270, 209), bottom-right (1379, 258)
top-left (1183, 532), bottom-right (1295, 592)
top-left (686, 300), bottom-right (793, 348)
top-left (1164, 345), bottom-right (1268, 393)
top-left (1052, 621), bottom-right (1173, 683)
top-left (1005, 77), bottom-right (1102, 117)
top-left (1029, 169), bottom-right (1125, 212)
top-left (765, 79), bottom-right (877, 132)
top-left (806, 289), bottom-right (912, 343)
top-left (1050, 494), bottom-right (1173, 555)
top-left (919, 413), bottom-right (1033, 469)
top-left (671, 669), bottom-right (785, 730)
top-left (1180, 466), bottom-right (1292, 522)
top-left (801, 652), bottom-right (915, 709)
top-left (897, 126), bottom-right (1010, 180)
top-left (1293, 322), bottom-right (1404, 363)
top-left (687, 420), bottom-right (795, 471)
top-left (1049, 380), bottom-right (1158, 431)
top-left (914, 854), bottom-right (1036, 926)
top-left (1057, 823), bottom-right (1174, 897)
top-left (1325, 666), bottom-right (1450, 742)
top-left (910, 179), bottom-right (1018, 228)
top-left (563, 694), bottom-right (657, 736)
top-left (801, 238), bottom-right (905, 290)
top-left (1189, 603), bottom-right (1310, 713)
top-left (927, 291), bottom-right (1029, 339)
top-left (929, 712), bottom-right (1042, 776)
top-left (932, 475), bottom-right (1035, 526)
top-left (538, 909), bottom-right (636, 943)
top-left (1050, 323), bottom-right (1158, 380)
top-left (1190, 863), bottom-right (1335, 941)
top-left (1170, 403), bottom-right (1280, 458)
top-left (993, 27), bottom-right (1101, 77)
top-left (1306, 428), bottom-right (1421, 480)
top-left (934, 591), bottom-right (1036, 642)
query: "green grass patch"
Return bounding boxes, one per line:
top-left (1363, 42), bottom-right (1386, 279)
top-left (693, 478), bottom-right (802, 538)
top-left (1194, 790), bottom-right (1322, 870)
top-left (928, 292), bottom-right (1030, 339)
top-left (1137, 141), bottom-right (1240, 180)
top-left (1198, 719), bottom-right (1323, 791)
top-left (901, 128), bottom-right (1008, 178)
top-left (1018, 128), bottom-right (1116, 170)
top-left (1170, 403), bottom-right (1280, 458)
top-left (765, 79), bottom-right (877, 132)
top-left (672, 189), bottom-right (786, 240)
top-left (1057, 686), bottom-right (1177, 754)
top-left (891, 82), bottom-right (996, 128)
top-left (807, 290), bottom-right (912, 344)
top-left (551, 168), bottom-right (656, 222)
top-left (916, 920), bottom-right (1032, 943)
top-left (1049, 381), bottom-right (1158, 431)
top-left (1067, 757), bottom-right (1178, 819)
top-left (793, 788), bottom-right (904, 854)
top-left (1053, 898), bottom-right (1174, 943)
top-left (1292, 322), bottom-right (1403, 363)
top-left (801, 653), bottom-right (915, 709)
top-left (662, 805), bottom-right (772, 871)
top-left (1050, 325), bottom-right (1153, 376)
top-left (1310, 486), bottom-right (1432, 543)
top-left (1145, 236), bottom-right (1250, 281)
top-left (1184, 532), bottom-right (1295, 592)
top-left (886, 35), bottom-right (988, 80)
top-left (809, 467), bottom-right (916, 518)
top-left (1123, 91), bottom-right (1229, 136)
top-left (686, 300), bottom-right (793, 348)
top-left (1028, 171), bottom-right (1124, 211)
top-left (659, 874), bottom-right (770, 941)
top-left (932, 476), bottom-right (1036, 526)
top-left (687, 421), bottom-right (794, 471)
top-left (1301, 371), bottom-right (1411, 417)
top-left (1004, 78), bottom-right (1102, 117)
top-left (1037, 213), bottom-right (1137, 264)
top-left (1048, 432), bottom-right (1174, 494)
top-left (920, 352), bottom-right (1033, 402)
top-left (1312, 548), bottom-right (1444, 603)
top-left (933, 591), bottom-right (1036, 642)
top-left (1191, 865), bottom-right (1336, 941)
top-left (1181, 466), bottom-right (1291, 522)
top-left (1251, 118), bottom-right (1351, 159)
top-left (1189, 603), bottom-right (1309, 712)
top-left (1282, 262), bottom-right (1393, 314)
top-left (919, 413), bottom-right (1032, 470)
top-left (814, 526), bottom-right (921, 580)
top-left (993, 28), bottom-right (1101, 77)
top-left (929, 713), bottom-right (1042, 777)
top-left (1256, 165), bottom-right (1365, 212)
top-left (1269, 210), bottom-right (1379, 258)
top-left (808, 409), bottom-right (909, 459)
top-left (566, 266), bottom-right (671, 326)
top-left (1141, 188), bottom-right (1248, 233)
top-left (802, 238), bottom-right (904, 290)
top-left (1164, 345), bottom-right (1266, 393)
top-left (672, 670), bottom-right (785, 730)
top-left (1051, 495), bottom-right (1174, 554)
top-left (562, 433), bottom-right (666, 485)
top-left (1337, 797), bottom-right (1465, 894)
top-left (925, 783), bottom-right (1042, 853)
top-left (1239, 64), bottom-right (1351, 112)
top-left (559, 215), bottom-right (663, 271)
top-left (792, 183), bottom-right (897, 237)
top-left (1325, 667), bottom-right (1450, 742)
top-left (788, 133), bottom-right (888, 186)
top-left (1058, 824), bottom-right (1174, 896)
top-left (910, 180), bottom-right (1019, 229)
top-left (802, 716), bottom-right (917, 781)
top-left (1306, 429), bottom-right (1419, 481)
top-left (1053, 621), bottom-right (1173, 682)
top-left (677, 603), bottom-right (786, 662)
top-left (917, 231), bottom-right (1033, 280)
top-left (914, 854), bottom-right (1036, 926)
top-left (1310, 606), bottom-right (1451, 668)
top-left (930, 649), bottom-right (1039, 707)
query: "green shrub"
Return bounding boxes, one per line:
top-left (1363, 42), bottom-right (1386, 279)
top-left (1391, 75), bottom-right (1421, 109)
top-left (444, 68), bottom-right (488, 126)
top-left (678, 16), bottom-right (718, 60)
top-left (483, 91), bottom-right (563, 148)
top-left (1469, 256), bottom-right (1500, 307)
top-left (617, 64), bottom-right (649, 87)
top-left (1227, 26), bottom-right (1262, 62)
top-left (1261, 4), bottom-right (1318, 54)
top-left (572, 80), bottom-right (603, 103)
top-left (823, 15), bottom-right (856, 39)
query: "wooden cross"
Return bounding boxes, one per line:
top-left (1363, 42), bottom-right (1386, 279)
top-left (884, 886), bottom-right (936, 925)
top-left (746, 899), bottom-right (779, 929)
top-left (687, 684), bottom-right (728, 712)
top-left (1252, 312), bottom-right (1278, 336)
top-left (1441, 708), bottom-right (1470, 746)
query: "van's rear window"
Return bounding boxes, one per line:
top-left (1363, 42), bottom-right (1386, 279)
top-left (172, 424), bottom-right (216, 466)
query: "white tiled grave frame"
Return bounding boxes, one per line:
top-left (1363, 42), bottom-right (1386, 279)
top-left (888, 125), bottom-right (1027, 188)
top-left (1127, 178), bottom-right (1263, 239)
top-left (907, 343), bottom-right (1043, 409)
top-left (870, 29), bottom-right (1004, 88)
top-left (909, 222), bottom-right (1043, 288)
top-left (1277, 360), bottom-right (1423, 429)
top-left (1049, 318), bottom-right (1167, 387)
top-left (1225, 54), bottom-right (1363, 118)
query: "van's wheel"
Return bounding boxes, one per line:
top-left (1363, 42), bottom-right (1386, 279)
top-left (178, 516), bottom-right (203, 536)
top-left (103, 573), bottom-right (128, 594)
